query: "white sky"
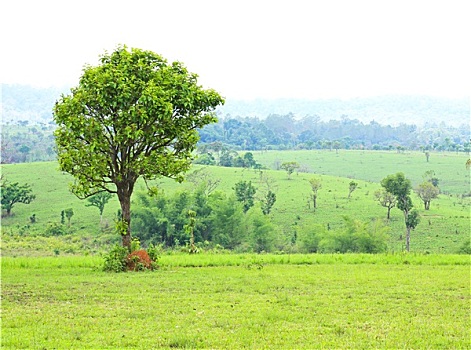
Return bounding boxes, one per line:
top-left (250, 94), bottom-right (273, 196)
top-left (1, 0), bottom-right (469, 100)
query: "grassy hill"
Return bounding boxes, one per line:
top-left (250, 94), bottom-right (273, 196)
top-left (1, 150), bottom-right (469, 255)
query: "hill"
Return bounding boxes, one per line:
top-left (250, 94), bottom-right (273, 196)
top-left (1, 150), bottom-right (469, 255)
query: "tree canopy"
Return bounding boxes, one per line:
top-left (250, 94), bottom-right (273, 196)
top-left (53, 46), bottom-right (224, 250)
top-left (1, 180), bottom-right (35, 216)
top-left (380, 172), bottom-right (419, 251)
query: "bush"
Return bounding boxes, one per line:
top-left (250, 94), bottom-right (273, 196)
top-left (103, 244), bottom-right (128, 272)
top-left (44, 222), bottom-right (67, 236)
top-left (147, 243), bottom-right (161, 262)
top-left (457, 239), bottom-right (471, 254)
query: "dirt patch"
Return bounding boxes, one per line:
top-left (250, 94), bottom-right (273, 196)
top-left (126, 250), bottom-right (153, 271)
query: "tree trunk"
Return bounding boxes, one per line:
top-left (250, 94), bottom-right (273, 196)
top-left (387, 207), bottom-right (391, 220)
top-left (403, 209), bottom-right (410, 252)
top-left (405, 226), bottom-right (411, 252)
top-left (117, 182), bottom-right (134, 252)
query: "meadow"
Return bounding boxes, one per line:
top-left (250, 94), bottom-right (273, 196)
top-left (2, 254), bottom-right (470, 349)
top-left (1, 150), bottom-right (469, 255)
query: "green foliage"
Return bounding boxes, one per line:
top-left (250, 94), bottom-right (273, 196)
top-left (416, 181), bottom-right (439, 210)
top-left (260, 190), bottom-right (276, 215)
top-left (348, 180), bottom-right (358, 198)
top-left (86, 191), bottom-right (113, 219)
top-left (234, 180), bottom-right (257, 213)
top-left (247, 209), bottom-right (276, 253)
top-left (53, 45), bottom-right (224, 249)
top-left (280, 161), bottom-right (300, 179)
top-left (297, 224), bottom-right (325, 253)
top-left (406, 209), bottom-right (420, 230)
top-left (102, 244), bottom-right (128, 272)
top-left (147, 243), bottom-right (161, 262)
top-left (374, 189), bottom-right (396, 219)
top-left (130, 237), bottom-right (141, 252)
top-left (208, 193), bottom-right (246, 249)
top-left (44, 222), bottom-right (67, 236)
top-left (64, 208), bottom-right (74, 227)
top-left (317, 217), bottom-right (389, 253)
top-left (1, 180), bottom-right (35, 216)
top-left (457, 239), bottom-right (471, 254)
top-left (308, 177), bottom-right (322, 209)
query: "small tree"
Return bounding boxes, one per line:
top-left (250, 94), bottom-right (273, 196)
top-left (234, 180), bottom-right (257, 213)
top-left (425, 151), bottom-right (430, 162)
top-left (308, 177), bottom-right (321, 209)
top-left (374, 189), bottom-right (396, 220)
top-left (416, 181), bottom-right (439, 210)
top-left (381, 172), bottom-right (419, 251)
top-left (280, 161), bottom-right (300, 179)
top-left (1, 180), bottom-right (36, 216)
top-left (348, 181), bottom-right (358, 199)
top-left (260, 190), bottom-right (276, 215)
top-left (64, 208), bottom-right (74, 227)
top-left (422, 170), bottom-right (439, 187)
top-left (86, 191), bottom-right (113, 223)
top-left (184, 210), bottom-right (197, 253)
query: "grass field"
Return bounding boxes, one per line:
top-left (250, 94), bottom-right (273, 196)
top-left (1, 254), bottom-right (469, 349)
top-left (1, 150), bottom-right (470, 255)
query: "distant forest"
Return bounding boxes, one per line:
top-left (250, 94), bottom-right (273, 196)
top-left (1, 84), bottom-right (469, 163)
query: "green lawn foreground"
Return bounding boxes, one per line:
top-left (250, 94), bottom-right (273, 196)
top-left (2, 254), bottom-right (470, 349)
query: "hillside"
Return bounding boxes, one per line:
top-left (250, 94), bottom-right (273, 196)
top-left (1, 150), bottom-right (469, 255)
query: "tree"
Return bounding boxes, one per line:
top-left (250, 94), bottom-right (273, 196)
top-left (64, 208), bottom-right (74, 227)
top-left (234, 180), bottom-right (257, 213)
top-left (424, 151), bottom-right (430, 162)
top-left (280, 161), bottom-right (300, 179)
top-left (308, 177), bottom-right (321, 209)
top-left (53, 46), bottom-right (224, 250)
top-left (380, 173), bottom-right (419, 251)
top-left (374, 189), bottom-right (396, 220)
top-left (416, 181), bottom-right (439, 210)
top-left (86, 191), bottom-right (113, 223)
top-left (260, 190), bottom-right (276, 215)
top-left (348, 181), bottom-right (358, 199)
top-left (422, 170), bottom-right (439, 187)
top-left (1, 180), bottom-right (36, 216)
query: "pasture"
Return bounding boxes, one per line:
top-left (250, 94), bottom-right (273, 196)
top-left (1, 254), bottom-right (470, 349)
top-left (1, 150), bottom-right (469, 255)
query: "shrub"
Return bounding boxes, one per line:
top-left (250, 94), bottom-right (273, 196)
top-left (147, 243), bottom-right (161, 263)
top-left (45, 222), bottom-right (67, 236)
top-left (457, 239), bottom-right (471, 254)
top-left (103, 244), bottom-right (128, 272)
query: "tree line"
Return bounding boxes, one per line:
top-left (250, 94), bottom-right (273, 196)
top-left (199, 114), bottom-right (470, 152)
top-left (2, 111), bottom-right (469, 165)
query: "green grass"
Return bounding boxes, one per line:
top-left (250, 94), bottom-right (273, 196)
top-left (2, 254), bottom-right (470, 349)
top-left (253, 149), bottom-right (470, 195)
top-left (1, 150), bottom-right (470, 255)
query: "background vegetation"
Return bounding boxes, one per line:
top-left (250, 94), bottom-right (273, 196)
top-left (2, 149), bottom-right (469, 256)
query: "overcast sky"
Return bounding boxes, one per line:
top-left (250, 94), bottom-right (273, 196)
top-left (1, 0), bottom-right (469, 100)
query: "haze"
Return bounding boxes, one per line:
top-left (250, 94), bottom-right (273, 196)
top-left (1, 0), bottom-right (469, 100)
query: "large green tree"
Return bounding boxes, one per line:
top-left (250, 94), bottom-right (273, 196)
top-left (53, 46), bottom-right (224, 250)
top-left (380, 172), bottom-right (419, 251)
